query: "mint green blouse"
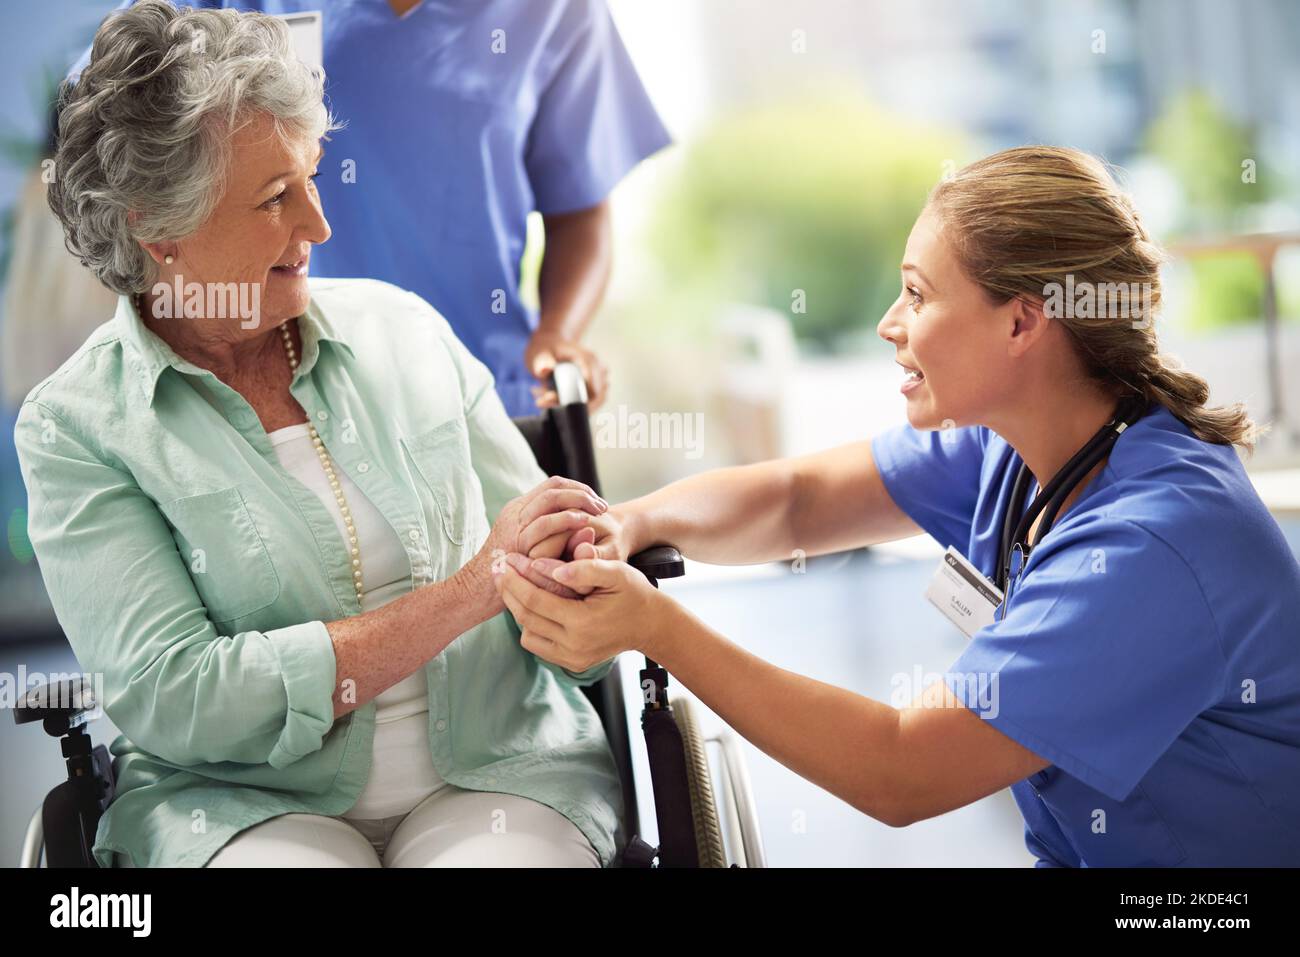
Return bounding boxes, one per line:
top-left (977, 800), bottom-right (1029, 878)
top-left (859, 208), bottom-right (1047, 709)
top-left (14, 277), bottom-right (621, 867)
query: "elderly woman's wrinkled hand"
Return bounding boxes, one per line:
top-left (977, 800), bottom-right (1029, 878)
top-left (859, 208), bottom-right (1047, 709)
top-left (492, 475), bottom-right (607, 557)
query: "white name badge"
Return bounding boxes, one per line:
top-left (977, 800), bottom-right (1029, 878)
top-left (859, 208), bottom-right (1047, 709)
top-left (925, 546), bottom-right (1004, 638)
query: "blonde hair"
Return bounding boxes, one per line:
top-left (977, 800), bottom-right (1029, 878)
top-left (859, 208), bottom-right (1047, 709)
top-left (928, 145), bottom-right (1262, 453)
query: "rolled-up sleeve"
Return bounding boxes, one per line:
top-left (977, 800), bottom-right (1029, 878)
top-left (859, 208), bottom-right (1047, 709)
top-left (14, 400), bottom-right (337, 770)
top-left (260, 619), bottom-right (338, 768)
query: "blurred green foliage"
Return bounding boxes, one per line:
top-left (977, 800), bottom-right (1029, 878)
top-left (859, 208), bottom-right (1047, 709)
top-left (643, 92), bottom-right (967, 352)
top-left (518, 210), bottom-right (544, 313)
top-left (1145, 89), bottom-right (1291, 330)
top-left (1146, 89), bottom-right (1275, 226)
top-left (1182, 253), bottom-right (1269, 332)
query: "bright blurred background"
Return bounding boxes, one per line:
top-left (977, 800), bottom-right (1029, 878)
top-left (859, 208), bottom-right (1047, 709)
top-left (588, 0), bottom-right (1300, 491)
top-left (2, 0), bottom-right (1299, 867)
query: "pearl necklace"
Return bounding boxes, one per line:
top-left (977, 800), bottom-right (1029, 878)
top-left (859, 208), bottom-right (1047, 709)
top-left (133, 292), bottom-right (365, 606)
top-left (279, 320), bottom-right (365, 607)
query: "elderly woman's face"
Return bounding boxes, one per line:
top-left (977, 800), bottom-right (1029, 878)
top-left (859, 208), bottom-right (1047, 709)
top-left (164, 111), bottom-right (329, 335)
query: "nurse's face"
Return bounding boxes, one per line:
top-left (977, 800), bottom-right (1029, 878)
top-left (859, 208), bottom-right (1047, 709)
top-left (876, 204), bottom-right (1012, 431)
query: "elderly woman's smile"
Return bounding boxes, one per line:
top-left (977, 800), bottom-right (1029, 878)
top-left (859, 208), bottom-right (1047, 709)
top-left (271, 255), bottom-right (309, 276)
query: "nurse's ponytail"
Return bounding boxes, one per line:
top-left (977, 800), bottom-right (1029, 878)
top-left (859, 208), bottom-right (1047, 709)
top-left (928, 146), bottom-right (1264, 454)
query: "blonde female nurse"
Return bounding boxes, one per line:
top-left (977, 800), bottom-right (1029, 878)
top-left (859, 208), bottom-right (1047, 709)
top-left (496, 147), bottom-right (1300, 867)
top-left (17, 0), bottom-right (620, 868)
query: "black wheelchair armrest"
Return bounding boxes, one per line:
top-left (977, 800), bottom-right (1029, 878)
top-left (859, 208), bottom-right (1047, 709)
top-left (13, 676), bottom-right (101, 737)
top-left (629, 545), bottom-right (685, 585)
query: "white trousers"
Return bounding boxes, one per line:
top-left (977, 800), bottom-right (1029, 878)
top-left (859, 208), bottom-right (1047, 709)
top-left (118, 785), bottom-right (600, 867)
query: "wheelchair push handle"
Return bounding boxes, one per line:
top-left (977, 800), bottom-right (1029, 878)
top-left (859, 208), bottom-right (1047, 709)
top-left (536, 361), bottom-right (685, 583)
top-left (548, 360), bottom-right (588, 407)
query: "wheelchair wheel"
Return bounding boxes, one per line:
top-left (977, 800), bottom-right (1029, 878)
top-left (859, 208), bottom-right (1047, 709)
top-left (674, 694), bottom-right (728, 868)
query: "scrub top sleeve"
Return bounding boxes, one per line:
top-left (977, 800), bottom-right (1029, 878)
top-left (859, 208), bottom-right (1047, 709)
top-left (870, 422), bottom-right (987, 552)
top-left (942, 519), bottom-right (1227, 802)
top-left (524, 0), bottom-right (672, 215)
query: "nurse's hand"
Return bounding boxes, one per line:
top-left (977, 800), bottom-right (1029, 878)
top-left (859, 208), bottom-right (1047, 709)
top-left (492, 553), bottom-right (667, 671)
top-left (526, 332), bottom-right (610, 411)
top-left (523, 506), bottom-right (633, 565)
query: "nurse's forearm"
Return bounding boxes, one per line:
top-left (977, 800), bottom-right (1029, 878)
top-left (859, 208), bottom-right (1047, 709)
top-left (619, 458), bottom-right (801, 565)
top-left (323, 557), bottom-right (497, 720)
top-left (645, 599), bottom-right (909, 826)
top-left (619, 441), bottom-right (921, 565)
top-left (538, 201), bottom-right (612, 341)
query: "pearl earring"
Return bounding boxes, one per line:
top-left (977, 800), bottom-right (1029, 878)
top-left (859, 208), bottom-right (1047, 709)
top-left (164, 254), bottom-right (174, 265)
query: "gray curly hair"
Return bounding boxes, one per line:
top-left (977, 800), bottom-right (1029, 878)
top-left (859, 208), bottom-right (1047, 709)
top-left (47, 0), bottom-right (343, 295)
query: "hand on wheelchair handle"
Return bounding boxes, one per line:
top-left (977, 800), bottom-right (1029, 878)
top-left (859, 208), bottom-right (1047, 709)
top-left (527, 340), bottom-right (608, 410)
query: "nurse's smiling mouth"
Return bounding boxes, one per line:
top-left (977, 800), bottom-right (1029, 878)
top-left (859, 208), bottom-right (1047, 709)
top-left (898, 359), bottom-right (926, 394)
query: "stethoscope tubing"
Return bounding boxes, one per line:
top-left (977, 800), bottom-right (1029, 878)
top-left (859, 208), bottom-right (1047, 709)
top-left (995, 394), bottom-right (1147, 595)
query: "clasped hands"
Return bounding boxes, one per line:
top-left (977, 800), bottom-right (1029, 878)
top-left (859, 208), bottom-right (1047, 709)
top-left (475, 476), bottom-right (664, 673)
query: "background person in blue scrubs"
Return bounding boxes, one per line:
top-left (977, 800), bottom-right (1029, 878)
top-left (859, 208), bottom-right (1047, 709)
top-left (69, 0), bottom-right (671, 417)
top-left (494, 146), bottom-right (1300, 866)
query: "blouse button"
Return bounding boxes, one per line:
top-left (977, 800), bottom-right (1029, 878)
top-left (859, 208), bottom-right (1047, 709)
top-left (316, 410), bottom-right (329, 421)
top-left (408, 528), bottom-right (421, 541)
top-left (357, 462), bottom-right (369, 473)
top-left (434, 719), bottom-right (447, 732)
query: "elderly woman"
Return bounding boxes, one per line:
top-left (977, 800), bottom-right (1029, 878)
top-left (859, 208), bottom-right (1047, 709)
top-left (16, 0), bottom-right (621, 867)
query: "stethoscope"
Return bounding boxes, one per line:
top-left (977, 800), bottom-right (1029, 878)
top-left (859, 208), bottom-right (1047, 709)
top-left (994, 393), bottom-right (1149, 612)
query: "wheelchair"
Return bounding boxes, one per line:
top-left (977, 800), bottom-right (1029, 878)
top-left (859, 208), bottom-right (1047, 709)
top-left (14, 362), bottom-right (766, 868)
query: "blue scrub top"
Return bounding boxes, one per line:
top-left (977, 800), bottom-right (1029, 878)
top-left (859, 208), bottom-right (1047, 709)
top-left (872, 400), bottom-right (1300, 866)
top-left (70, 0), bottom-right (672, 417)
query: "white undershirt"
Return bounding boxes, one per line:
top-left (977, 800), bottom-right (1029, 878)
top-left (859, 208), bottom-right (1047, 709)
top-left (267, 422), bottom-right (446, 819)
